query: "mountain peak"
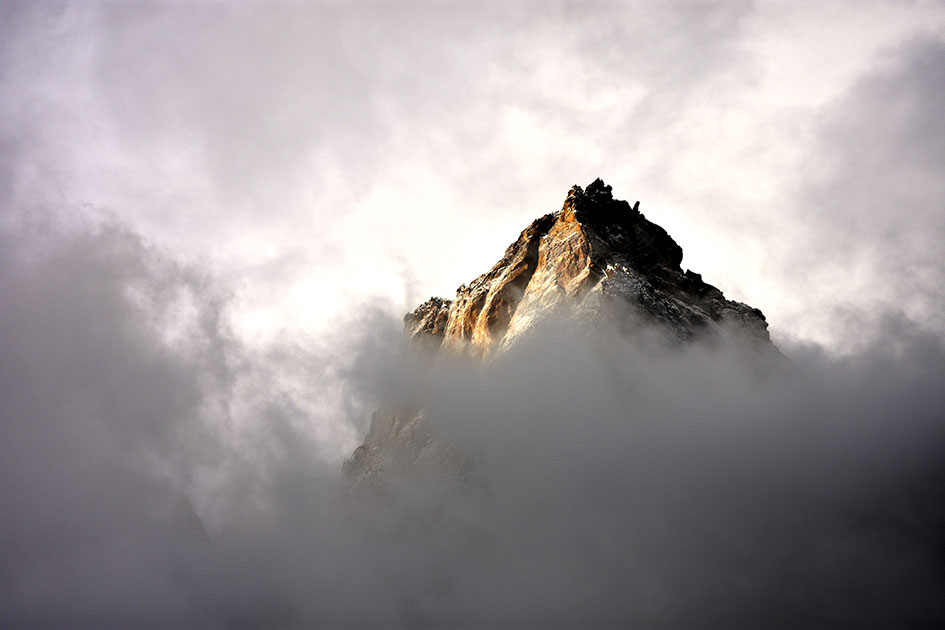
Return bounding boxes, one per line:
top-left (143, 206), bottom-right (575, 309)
top-left (582, 177), bottom-right (613, 199)
top-left (345, 179), bottom-right (775, 493)
top-left (404, 180), bottom-right (726, 357)
top-left (563, 178), bottom-right (682, 270)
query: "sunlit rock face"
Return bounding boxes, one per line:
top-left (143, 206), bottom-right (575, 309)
top-left (343, 179), bottom-right (776, 493)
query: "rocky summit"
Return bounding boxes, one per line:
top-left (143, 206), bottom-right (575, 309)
top-left (343, 179), bottom-right (776, 493)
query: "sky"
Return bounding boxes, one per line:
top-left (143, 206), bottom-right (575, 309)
top-left (3, 0), bottom-right (944, 351)
top-left (1, 1), bottom-right (945, 627)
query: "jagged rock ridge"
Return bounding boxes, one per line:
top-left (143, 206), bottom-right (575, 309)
top-left (344, 179), bottom-right (774, 492)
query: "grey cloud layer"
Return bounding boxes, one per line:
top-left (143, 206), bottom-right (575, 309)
top-left (1, 213), bottom-right (944, 627)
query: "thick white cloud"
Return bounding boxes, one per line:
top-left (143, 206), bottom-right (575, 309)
top-left (3, 1), bottom-right (943, 347)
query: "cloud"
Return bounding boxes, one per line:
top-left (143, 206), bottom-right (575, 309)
top-left (2, 1), bottom-right (944, 349)
top-left (0, 210), bottom-right (363, 625)
top-left (786, 36), bottom-right (945, 346)
top-left (1, 211), bottom-right (944, 628)
top-left (1, 2), bottom-right (944, 627)
top-left (402, 316), bottom-right (945, 626)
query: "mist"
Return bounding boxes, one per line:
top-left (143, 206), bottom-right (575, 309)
top-left (3, 1), bottom-right (945, 628)
top-left (1, 212), bottom-right (943, 629)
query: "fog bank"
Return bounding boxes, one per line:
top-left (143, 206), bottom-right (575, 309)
top-left (1, 215), bottom-right (943, 628)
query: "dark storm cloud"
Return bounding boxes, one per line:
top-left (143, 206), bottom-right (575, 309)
top-left (2, 211), bottom-right (944, 628)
